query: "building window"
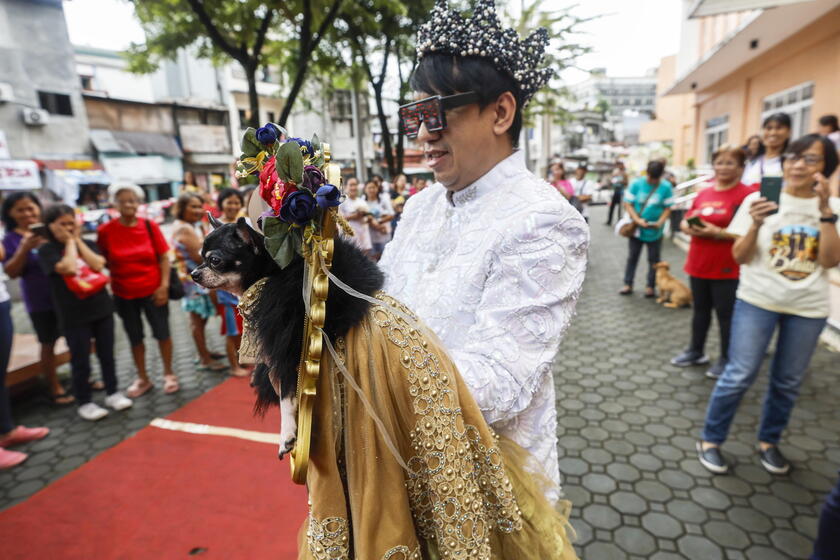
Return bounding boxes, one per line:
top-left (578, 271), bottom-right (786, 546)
top-left (704, 115), bottom-right (729, 164)
top-left (761, 82), bottom-right (814, 138)
top-left (38, 91), bottom-right (73, 116)
top-left (238, 109), bottom-right (249, 128)
top-left (80, 76), bottom-right (93, 91)
top-left (267, 111), bottom-right (275, 123)
top-left (331, 90), bottom-right (353, 120)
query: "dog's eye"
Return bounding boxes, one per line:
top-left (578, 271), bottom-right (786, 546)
top-left (208, 255), bottom-right (222, 267)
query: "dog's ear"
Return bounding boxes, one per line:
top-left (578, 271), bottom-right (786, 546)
top-left (236, 217), bottom-right (263, 254)
top-left (208, 212), bottom-right (223, 230)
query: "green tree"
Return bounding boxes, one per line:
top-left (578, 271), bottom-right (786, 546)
top-left (126, 0), bottom-right (342, 129)
top-left (339, 0), bottom-right (434, 178)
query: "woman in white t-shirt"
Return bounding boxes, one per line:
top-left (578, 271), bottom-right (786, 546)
top-left (362, 180), bottom-right (394, 261)
top-left (741, 113), bottom-right (791, 187)
top-left (338, 177), bottom-right (372, 254)
top-left (698, 134), bottom-right (840, 477)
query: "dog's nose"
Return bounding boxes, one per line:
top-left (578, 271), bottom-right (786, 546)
top-left (190, 269), bottom-right (201, 282)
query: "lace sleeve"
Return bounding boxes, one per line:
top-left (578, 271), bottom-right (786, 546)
top-left (449, 203), bottom-right (589, 425)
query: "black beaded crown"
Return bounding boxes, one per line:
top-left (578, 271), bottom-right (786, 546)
top-left (416, 0), bottom-right (553, 105)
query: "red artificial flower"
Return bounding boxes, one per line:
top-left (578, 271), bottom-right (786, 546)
top-left (258, 156), bottom-right (297, 214)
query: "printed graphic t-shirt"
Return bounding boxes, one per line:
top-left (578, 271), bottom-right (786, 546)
top-left (684, 183), bottom-right (756, 279)
top-left (727, 191), bottom-right (840, 318)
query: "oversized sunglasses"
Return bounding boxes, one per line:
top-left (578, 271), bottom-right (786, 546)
top-left (398, 92), bottom-right (479, 138)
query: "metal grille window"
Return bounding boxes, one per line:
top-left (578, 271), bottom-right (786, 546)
top-left (704, 115), bottom-right (729, 164)
top-left (761, 82), bottom-right (814, 138)
top-left (331, 90), bottom-right (352, 120)
top-left (38, 91), bottom-right (73, 116)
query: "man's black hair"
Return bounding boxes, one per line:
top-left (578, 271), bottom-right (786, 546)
top-left (818, 114), bottom-right (839, 132)
top-left (410, 54), bottom-right (523, 147)
top-left (786, 134), bottom-right (839, 178)
top-left (647, 160), bottom-right (665, 180)
top-left (217, 187), bottom-right (244, 211)
top-left (0, 191), bottom-right (41, 230)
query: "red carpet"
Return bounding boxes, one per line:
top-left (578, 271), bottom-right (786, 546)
top-left (0, 378), bottom-right (309, 559)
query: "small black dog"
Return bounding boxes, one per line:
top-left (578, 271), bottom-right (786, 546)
top-left (191, 217), bottom-right (383, 455)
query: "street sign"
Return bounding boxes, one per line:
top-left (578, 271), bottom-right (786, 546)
top-left (0, 160), bottom-right (41, 190)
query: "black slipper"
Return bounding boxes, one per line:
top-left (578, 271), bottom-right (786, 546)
top-left (644, 290), bottom-right (657, 298)
top-left (90, 380), bottom-right (105, 391)
top-left (619, 287), bottom-right (633, 295)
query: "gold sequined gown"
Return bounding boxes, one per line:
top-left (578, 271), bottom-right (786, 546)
top-left (297, 294), bottom-right (577, 560)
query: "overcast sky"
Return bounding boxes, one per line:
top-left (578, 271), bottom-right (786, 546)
top-left (63, 0), bottom-right (682, 84)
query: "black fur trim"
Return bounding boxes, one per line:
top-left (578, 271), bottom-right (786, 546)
top-left (250, 236), bottom-right (384, 413)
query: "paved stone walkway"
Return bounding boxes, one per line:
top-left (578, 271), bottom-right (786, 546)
top-left (558, 206), bottom-right (839, 559)
top-left (0, 301), bottom-right (230, 510)
top-left (2, 205), bottom-right (838, 560)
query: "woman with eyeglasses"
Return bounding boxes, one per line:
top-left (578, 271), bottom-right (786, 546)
top-left (697, 134), bottom-right (840, 476)
top-left (742, 113), bottom-right (791, 187)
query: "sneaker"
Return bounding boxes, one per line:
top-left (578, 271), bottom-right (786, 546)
top-left (0, 425), bottom-right (50, 448)
top-left (697, 442), bottom-right (728, 474)
top-left (706, 359), bottom-right (726, 379)
top-left (670, 350), bottom-right (710, 367)
top-left (104, 392), bottom-right (133, 411)
top-left (78, 402), bottom-right (109, 421)
top-left (759, 446), bottom-right (790, 475)
top-left (0, 448), bottom-right (28, 470)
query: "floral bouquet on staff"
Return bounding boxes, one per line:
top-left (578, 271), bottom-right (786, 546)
top-left (235, 123), bottom-right (348, 268)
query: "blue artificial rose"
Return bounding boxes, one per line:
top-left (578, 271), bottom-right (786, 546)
top-left (315, 184), bottom-right (341, 208)
top-left (302, 165), bottom-right (326, 192)
top-left (279, 189), bottom-right (317, 225)
top-left (256, 124), bottom-right (279, 145)
top-left (287, 137), bottom-right (315, 157)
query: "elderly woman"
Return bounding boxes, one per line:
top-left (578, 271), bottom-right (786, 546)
top-left (97, 184), bottom-right (179, 396)
top-left (1, 192), bottom-right (73, 404)
top-left (697, 134), bottom-right (840, 475)
top-left (671, 146), bottom-right (755, 378)
top-left (171, 193), bottom-right (226, 371)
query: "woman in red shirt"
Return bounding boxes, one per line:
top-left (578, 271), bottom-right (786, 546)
top-left (98, 184), bottom-right (179, 396)
top-left (670, 146), bottom-right (755, 378)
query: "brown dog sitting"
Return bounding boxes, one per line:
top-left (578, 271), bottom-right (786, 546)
top-left (654, 262), bottom-right (692, 308)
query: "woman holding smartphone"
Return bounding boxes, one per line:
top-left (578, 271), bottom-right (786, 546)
top-left (697, 134), bottom-right (840, 476)
top-left (671, 147), bottom-right (755, 378)
top-left (1, 193), bottom-right (75, 404)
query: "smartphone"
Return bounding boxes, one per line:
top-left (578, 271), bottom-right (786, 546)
top-left (759, 176), bottom-right (783, 214)
top-left (28, 222), bottom-right (49, 237)
top-left (686, 216), bottom-right (703, 228)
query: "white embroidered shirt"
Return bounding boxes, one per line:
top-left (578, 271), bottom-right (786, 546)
top-left (379, 151), bottom-right (590, 502)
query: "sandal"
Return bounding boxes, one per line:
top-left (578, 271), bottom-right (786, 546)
top-left (196, 360), bottom-right (228, 372)
top-left (644, 289), bottom-right (657, 299)
top-left (163, 375), bottom-right (180, 394)
top-left (90, 380), bottom-right (105, 391)
top-left (50, 390), bottom-right (75, 406)
top-left (125, 379), bottom-right (153, 398)
top-left (619, 286), bottom-right (633, 295)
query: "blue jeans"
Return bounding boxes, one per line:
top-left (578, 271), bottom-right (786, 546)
top-left (812, 471), bottom-right (840, 560)
top-left (701, 299), bottom-right (826, 445)
top-left (0, 300), bottom-right (14, 434)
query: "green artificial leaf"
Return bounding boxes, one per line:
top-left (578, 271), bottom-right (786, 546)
top-left (262, 216), bottom-right (291, 238)
top-left (241, 128), bottom-right (262, 158)
top-left (277, 141), bottom-right (304, 184)
top-left (264, 228), bottom-right (299, 269)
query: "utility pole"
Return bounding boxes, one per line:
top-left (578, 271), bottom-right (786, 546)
top-left (351, 84), bottom-right (366, 181)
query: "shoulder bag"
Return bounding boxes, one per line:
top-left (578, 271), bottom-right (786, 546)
top-left (616, 186), bottom-right (659, 239)
top-left (144, 219), bottom-right (185, 300)
top-left (63, 257), bottom-right (109, 299)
